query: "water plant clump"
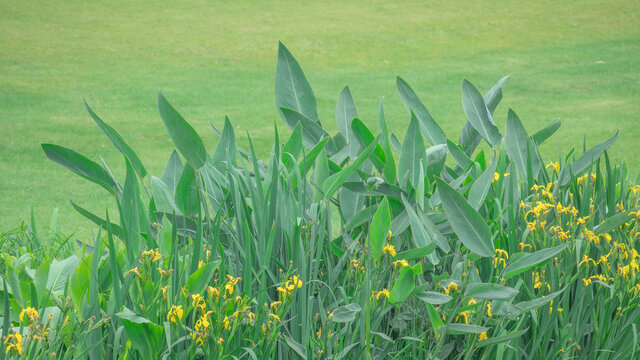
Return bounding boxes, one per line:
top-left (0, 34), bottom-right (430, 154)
top-left (1, 42), bottom-right (638, 359)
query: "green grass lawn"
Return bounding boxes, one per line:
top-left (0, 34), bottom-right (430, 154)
top-left (1, 0), bottom-right (639, 236)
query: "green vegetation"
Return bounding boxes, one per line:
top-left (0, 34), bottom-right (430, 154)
top-left (1, 0), bottom-right (639, 235)
top-left (2, 44), bottom-right (639, 359)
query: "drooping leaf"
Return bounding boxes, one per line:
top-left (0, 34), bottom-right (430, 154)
top-left (69, 199), bottom-right (124, 238)
top-left (85, 100), bottom-right (146, 178)
top-left (396, 76), bottom-right (446, 145)
top-left (42, 144), bottom-right (116, 194)
top-left (435, 177), bottom-right (494, 257)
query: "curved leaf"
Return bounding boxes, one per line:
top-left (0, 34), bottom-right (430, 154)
top-left (461, 79), bottom-right (502, 147)
top-left (276, 41), bottom-right (319, 123)
top-left (503, 243), bottom-right (568, 279)
top-left (397, 76), bottom-right (446, 145)
top-left (157, 91), bottom-right (207, 168)
top-left (436, 177), bottom-right (494, 257)
top-left (42, 144), bottom-right (116, 194)
top-left (85, 100), bottom-right (146, 178)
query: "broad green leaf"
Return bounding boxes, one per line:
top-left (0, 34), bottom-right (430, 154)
top-left (121, 159), bottom-right (144, 259)
top-left (161, 150), bottom-right (184, 191)
top-left (425, 303), bottom-right (444, 334)
top-left (370, 198), bottom-right (391, 260)
top-left (436, 177), bottom-right (495, 257)
top-left (505, 109), bottom-right (531, 182)
top-left (336, 85), bottom-right (359, 157)
top-left (151, 177), bottom-right (182, 216)
top-left (313, 148), bottom-right (329, 201)
top-left (47, 255), bottom-right (80, 295)
top-left (446, 139), bottom-right (473, 170)
top-left (594, 207), bottom-right (639, 234)
top-left (389, 266), bottom-right (415, 304)
top-left (468, 157), bottom-right (497, 210)
top-left (42, 144), bottom-right (116, 194)
top-left (417, 291), bottom-right (452, 305)
top-left (85, 100), bottom-right (146, 178)
top-left (280, 107), bottom-right (328, 149)
top-left (275, 41), bottom-right (319, 123)
top-left (283, 335), bottom-right (308, 360)
top-left (186, 260), bottom-right (221, 294)
top-left (157, 91), bottom-right (207, 168)
top-left (459, 76), bottom-right (509, 155)
top-left (515, 287), bottom-right (565, 312)
top-left (465, 283), bottom-right (519, 300)
top-left (503, 243), bottom-right (568, 279)
top-left (282, 122), bottom-right (303, 170)
top-left (400, 196), bottom-right (439, 264)
top-left (397, 76), bottom-right (446, 145)
top-left (351, 118), bottom-right (386, 170)
top-left (175, 163), bottom-right (200, 217)
top-left (378, 98), bottom-right (397, 183)
top-left (398, 111), bottom-right (426, 188)
top-left (396, 243), bottom-right (437, 261)
top-left (322, 136), bottom-right (379, 198)
top-left (558, 131), bottom-right (619, 186)
top-left (330, 303), bottom-right (361, 323)
top-left (531, 119), bottom-right (561, 145)
top-left (461, 79), bottom-right (502, 147)
top-left (426, 144), bottom-right (447, 180)
top-left (446, 323), bottom-right (488, 335)
top-left (476, 328), bottom-right (528, 347)
top-left (116, 307), bottom-right (165, 360)
top-left (210, 116), bottom-right (236, 166)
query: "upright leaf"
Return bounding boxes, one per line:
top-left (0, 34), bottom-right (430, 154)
top-left (210, 116), bottom-right (237, 166)
top-left (161, 150), bottom-right (184, 191)
top-left (396, 76), bottom-right (446, 145)
top-left (336, 86), bottom-right (359, 157)
top-left (275, 42), bottom-right (319, 123)
top-left (398, 111), bottom-right (426, 188)
top-left (370, 198), bottom-right (391, 260)
top-left (461, 79), bottom-right (502, 148)
top-left (157, 92), bottom-right (208, 168)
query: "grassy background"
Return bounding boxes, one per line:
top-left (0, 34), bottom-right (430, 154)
top-left (1, 0), bottom-right (639, 236)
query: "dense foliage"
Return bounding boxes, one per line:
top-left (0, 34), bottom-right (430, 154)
top-left (1, 43), bottom-right (639, 359)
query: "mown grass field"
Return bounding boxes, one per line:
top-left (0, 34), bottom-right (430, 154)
top-left (1, 0), bottom-right (639, 236)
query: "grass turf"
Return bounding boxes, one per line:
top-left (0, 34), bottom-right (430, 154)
top-left (1, 0), bottom-right (639, 236)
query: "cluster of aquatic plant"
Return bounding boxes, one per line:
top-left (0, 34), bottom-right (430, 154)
top-left (1, 43), bottom-right (638, 359)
